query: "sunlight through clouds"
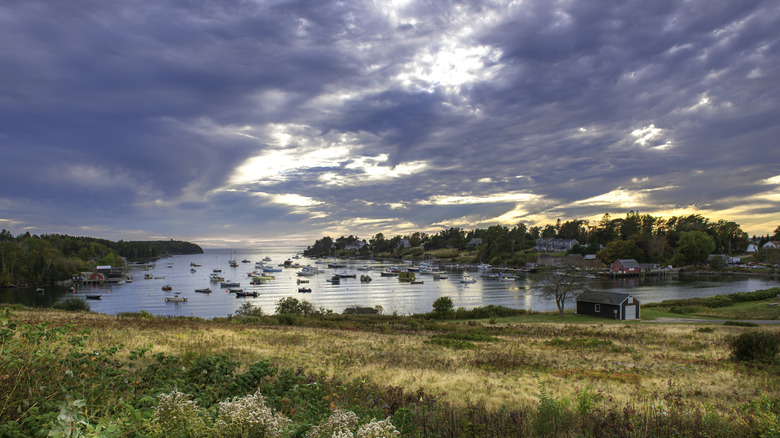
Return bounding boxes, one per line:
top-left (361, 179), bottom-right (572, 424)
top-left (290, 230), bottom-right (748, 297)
top-left (419, 192), bottom-right (540, 206)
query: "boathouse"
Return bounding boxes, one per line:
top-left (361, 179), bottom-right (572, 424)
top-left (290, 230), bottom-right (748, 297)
top-left (611, 259), bottom-right (641, 276)
top-left (576, 291), bottom-right (640, 320)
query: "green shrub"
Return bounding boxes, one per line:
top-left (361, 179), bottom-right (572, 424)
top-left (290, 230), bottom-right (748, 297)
top-left (730, 331), bottom-right (780, 363)
top-left (52, 298), bottom-right (90, 312)
top-left (724, 321), bottom-right (759, 327)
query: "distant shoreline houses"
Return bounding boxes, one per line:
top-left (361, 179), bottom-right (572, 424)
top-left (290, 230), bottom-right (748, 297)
top-left (534, 238), bottom-right (579, 252)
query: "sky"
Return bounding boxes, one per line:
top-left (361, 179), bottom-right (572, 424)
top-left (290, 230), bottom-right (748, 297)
top-left (1, 0), bottom-right (779, 248)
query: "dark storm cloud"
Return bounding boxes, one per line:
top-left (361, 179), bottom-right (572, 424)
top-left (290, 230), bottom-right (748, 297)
top-left (1, 0), bottom-right (779, 244)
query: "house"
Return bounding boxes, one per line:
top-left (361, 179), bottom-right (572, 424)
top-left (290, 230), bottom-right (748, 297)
top-left (397, 239), bottom-right (411, 249)
top-left (534, 238), bottom-right (579, 252)
top-left (345, 240), bottom-right (367, 251)
top-left (467, 238), bottom-right (483, 246)
top-left (576, 291), bottom-right (640, 320)
top-left (746, 243), bottom-right (759, 253)
top-left (611, 259), bottom-right (641, 275)
top-left (763, 241), bottom-right (780, 249)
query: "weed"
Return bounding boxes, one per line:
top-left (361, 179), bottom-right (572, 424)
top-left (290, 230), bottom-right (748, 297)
top-left (730, 331), bottom-right (780, 363)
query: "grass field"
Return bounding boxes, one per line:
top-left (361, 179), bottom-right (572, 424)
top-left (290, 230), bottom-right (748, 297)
top-left (2, 299), bottom-right (779, 436)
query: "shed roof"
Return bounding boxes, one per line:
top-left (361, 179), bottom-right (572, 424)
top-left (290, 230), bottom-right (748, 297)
top-left (615, 259), bottom-right (640, 268)
top-left (577, 290), bottom-right (638, 306)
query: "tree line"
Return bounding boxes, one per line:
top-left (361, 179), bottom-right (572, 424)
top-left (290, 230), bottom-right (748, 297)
top-left (0, 230), bottom-right (203, 286)
top-left (304, 212), bottom-right (780, 267)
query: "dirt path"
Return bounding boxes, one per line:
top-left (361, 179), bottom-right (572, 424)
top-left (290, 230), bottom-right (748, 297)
top-left (649, 317), bottom-right (780, 324)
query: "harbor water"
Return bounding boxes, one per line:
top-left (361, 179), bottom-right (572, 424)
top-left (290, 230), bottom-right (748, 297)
top-left (3, 247), bottom-right (778, 319)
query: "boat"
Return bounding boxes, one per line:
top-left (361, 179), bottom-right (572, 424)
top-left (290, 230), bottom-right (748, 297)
top-left (380, 271), bottom-right (398, 277)
top-left (213, 269), bottom-right (222, 273)
top-left (433, 273), bottom-right (448, 280)
top-left (241, 259), bottom-right (250, 263)
top-left (165, 293), bottom-right (187, 303)
top-left (263, 256), bottom-right (271, 262)
top-left (235, 291), bottom-right (258, 298)
top-left (250, 276), bottom-right (273, 285)
top-left (229, 260), bottom-right (238, 267)
top-left (85, 294), bottom-right (102, 300)
top-left (36, 288), bottom-right (45, 294)
top-left (297, 279), bottom-right (309, 284)
top-left (209, 274), bottom-right (225, 282)
top-left (220, 281), bottom-right (240, 288)
top-left (360, 275), bottom-right (372, 282)
top-left (459, 275), bottom-right (477, 283)
top-left (298, 287), bottom-right (312, 293)
top-left (296, 269), bottom-right (316, 277)
top-left (327, 276), bottom-right (341, 284)
top-left (195, 288), bottom-right (212, 293)
top-left (190, 262), bottom-right (201, 267)
top-left (190, 268), bottom-right (197, 273)
top-left (228, 288), bottom-right (244, 293)
top-left (336, 273), bottom-right (356, 278)
top-left (144, 274), bottom-right (153, 279)
top-left (162, 285), bottom-right (172, 291)
top-left (411, 281), bottom-right (424, 284)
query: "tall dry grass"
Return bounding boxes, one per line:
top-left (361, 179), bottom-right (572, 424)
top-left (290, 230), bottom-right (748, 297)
top-left (11, 308), bottom-right (779, 417)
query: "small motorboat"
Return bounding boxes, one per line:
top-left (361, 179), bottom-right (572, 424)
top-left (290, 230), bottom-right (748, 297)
top-left (411, 281), bottom-right (424, 284)
top-left (220, 281), bottom-right (240, 288)
top-left (235, 291), bottom-right (258, 297)
top-left (165, 293), bottom-right (187, 303)
top-left (195, 288), bottom-right (212, 293)
top-left (459, 275), bottom-right (477, 283)
top-left (360, 275), bottom-right (372, 282)
top-left (298, 287), bottom-right (312, 293)
top-left (162, 285), bottom-right (172, 291)
top-left (85, 294), bottom-right (102, 300)
top-left (190, 268), bottom-right (197, 273)
top-left (297, 279), bottom-right (309, 284)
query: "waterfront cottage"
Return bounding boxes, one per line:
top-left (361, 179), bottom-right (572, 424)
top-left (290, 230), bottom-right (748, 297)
top-left (576, 291), bottom-right (640, 320)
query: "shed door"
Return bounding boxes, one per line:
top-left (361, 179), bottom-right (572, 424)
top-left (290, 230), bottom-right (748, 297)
top-left (624, 305), bottom-right (636, 320)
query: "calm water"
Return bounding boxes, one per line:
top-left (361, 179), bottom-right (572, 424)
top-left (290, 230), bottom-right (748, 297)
top-left (4, 247), bottom-right (779, 318)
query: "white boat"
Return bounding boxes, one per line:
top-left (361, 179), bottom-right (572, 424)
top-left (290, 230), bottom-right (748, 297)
top-left (459, 275), bottom-right (477, 283)
top-left (165, 293), bottom-right (187, 303)
top-left (263, 256), bottom-right (271, 262)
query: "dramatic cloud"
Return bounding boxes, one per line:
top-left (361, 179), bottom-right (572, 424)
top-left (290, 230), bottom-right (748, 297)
top-left (1, 0), bottom-right (779, 246)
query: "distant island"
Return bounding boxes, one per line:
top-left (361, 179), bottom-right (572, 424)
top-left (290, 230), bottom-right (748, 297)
top-left (0, 230), bottom-right (202, 287)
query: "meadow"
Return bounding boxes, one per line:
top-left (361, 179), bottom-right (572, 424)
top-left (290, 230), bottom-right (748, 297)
top-left (1, 293), bottom-right (779, 437)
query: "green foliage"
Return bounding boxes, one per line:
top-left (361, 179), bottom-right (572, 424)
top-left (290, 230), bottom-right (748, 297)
top-left (724, 321), bottom-right (760, 327)
top-left (52, 298), bottom-right (91, 312)
top-left (235, 302), bottom-right (264, 318)
top-left (431, 296), bottom-right (454, 317)
top-left (0, 230), bottom-right (202, 286)
top-left (646, 288), bottom-right (780, 311)
top-left (534, 377), bottom-right (574, 436)
top-left (275, 297), bottom-right (315, 316)
top-left (672, 230), bottom-right (716, 266)
top-left (452, 305), bottom-right (528, 320)
top-left (730, 331), bottom-right (780, 363)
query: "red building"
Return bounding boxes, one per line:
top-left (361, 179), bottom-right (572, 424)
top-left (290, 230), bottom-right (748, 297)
top-left (611, 259), bottom-right (641, 275)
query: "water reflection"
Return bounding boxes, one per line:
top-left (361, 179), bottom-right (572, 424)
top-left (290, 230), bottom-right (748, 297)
top-left (3, 247), bottom-right (778, 318)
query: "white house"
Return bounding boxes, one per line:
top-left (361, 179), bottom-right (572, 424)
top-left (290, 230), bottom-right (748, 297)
top-left (534, 238), bottom-right (579, 252)
top-left (345, 240), bottom-right (367, 250)
top-left (762, 241), bottom-right (780, 249)
top-left (746, 243), bottom-right (759, 253)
